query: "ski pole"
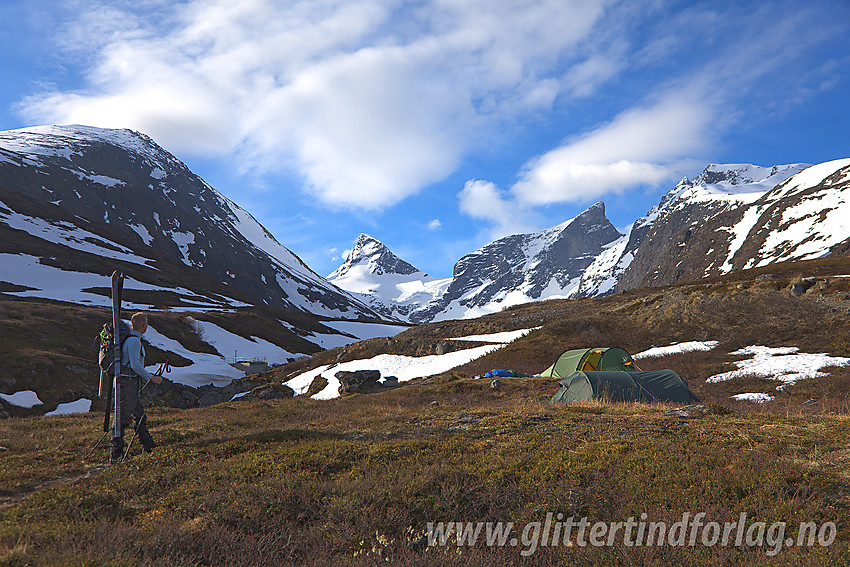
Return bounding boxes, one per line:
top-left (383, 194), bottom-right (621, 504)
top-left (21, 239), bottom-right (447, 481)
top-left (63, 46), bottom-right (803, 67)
top-left (85, 430), bottom-right (111, 459)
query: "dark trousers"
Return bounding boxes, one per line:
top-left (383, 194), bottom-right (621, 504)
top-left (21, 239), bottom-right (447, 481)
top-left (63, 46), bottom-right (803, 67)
top-left (110, 375), bottom-right (155, 456)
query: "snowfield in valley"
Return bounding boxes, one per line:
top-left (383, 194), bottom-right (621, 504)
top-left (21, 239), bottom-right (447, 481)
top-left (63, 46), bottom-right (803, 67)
top-left (285, 328), bottom-right (539, 400)
top-left (706, 346), bottom-right (850, 386)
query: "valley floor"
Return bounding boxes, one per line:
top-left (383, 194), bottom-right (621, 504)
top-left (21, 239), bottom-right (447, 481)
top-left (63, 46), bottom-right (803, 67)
top-left (1, 376), bottom-right (847, 566)
top-left (3, 257), bottom-right (850, 565)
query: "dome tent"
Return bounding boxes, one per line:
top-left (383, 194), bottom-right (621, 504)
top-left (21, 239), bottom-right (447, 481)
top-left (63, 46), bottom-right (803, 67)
top-left (549, 370), bottom-right (700, 404)
top-left (538, 347), bottom-right (639, 378)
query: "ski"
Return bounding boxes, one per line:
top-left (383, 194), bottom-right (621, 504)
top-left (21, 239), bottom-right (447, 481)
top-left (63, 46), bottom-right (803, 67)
top-left (110, 271), bottom-right (124, 442)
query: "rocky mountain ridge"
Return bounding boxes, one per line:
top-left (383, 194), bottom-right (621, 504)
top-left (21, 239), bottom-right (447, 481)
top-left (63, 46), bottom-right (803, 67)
top-left (330, 161), bottom-right (850, 321)
top-left (330, 202), bottom-right (624, 322)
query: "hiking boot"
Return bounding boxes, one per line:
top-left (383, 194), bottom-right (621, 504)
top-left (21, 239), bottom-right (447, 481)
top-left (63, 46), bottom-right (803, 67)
top-left (109, 437), bottom-right (125, 464)
top-left (137, 424), bottom-right (157, 454)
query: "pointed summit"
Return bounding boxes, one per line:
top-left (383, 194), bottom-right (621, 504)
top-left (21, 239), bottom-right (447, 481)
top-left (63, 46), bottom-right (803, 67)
top-left (327, 234), bottom-right (450, 322)
top-left (329, 234), bottom-right (421, 280)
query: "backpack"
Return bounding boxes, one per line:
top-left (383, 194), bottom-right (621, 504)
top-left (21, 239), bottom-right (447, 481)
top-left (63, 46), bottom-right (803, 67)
top-left (94, 320), bottom-right (132, 398)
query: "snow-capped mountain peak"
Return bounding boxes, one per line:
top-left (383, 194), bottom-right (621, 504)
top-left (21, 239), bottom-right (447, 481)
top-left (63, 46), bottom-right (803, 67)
top-left (572, 163), bottom-right (811, 298)
top-left (327, 234), bottom-right (450, 322)
top-left (328, 233), bottom-right (422, 280)
top-left (679, 163), bottom-right (811, 203)
top-left (330, 202), bottom-right (624, 323)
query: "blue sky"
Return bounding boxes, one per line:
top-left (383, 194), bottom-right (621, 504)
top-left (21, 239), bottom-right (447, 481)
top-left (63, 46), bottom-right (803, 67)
top-left (1, 0), bottom-right (849, 277)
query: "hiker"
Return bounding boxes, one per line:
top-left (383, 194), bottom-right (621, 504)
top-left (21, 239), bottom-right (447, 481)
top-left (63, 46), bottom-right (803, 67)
top-left (110, 312), bottom-right (161, 462)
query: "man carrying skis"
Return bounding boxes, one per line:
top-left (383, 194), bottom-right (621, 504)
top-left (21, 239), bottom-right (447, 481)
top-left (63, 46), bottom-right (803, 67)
top-left (110, 311), bottom-right (161, 463)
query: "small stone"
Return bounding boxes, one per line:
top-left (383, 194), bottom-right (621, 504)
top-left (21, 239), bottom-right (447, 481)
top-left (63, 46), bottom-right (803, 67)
top-left (664, 404), bottom-right (707, 418)
top-left (490, 379), bottom-right (501, 390)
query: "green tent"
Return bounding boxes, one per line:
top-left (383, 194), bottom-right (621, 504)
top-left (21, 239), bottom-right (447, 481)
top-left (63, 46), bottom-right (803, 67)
top-left (550, 370), bottom-right (700, 404)
top-left (539, 347), bottom-right (639, 378)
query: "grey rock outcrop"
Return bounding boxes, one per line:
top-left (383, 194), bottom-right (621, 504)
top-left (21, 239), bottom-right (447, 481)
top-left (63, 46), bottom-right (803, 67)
top-left (336, 369), bottom-right (382, 395)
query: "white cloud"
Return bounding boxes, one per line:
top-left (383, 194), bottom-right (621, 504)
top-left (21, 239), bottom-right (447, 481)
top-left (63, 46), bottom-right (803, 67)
top-left (511, 95), bottom-right (714, 205)
top-left (457, 179), bottom-right (537, 239)
top-left (17, 0), bottom-right (612, 210)
top-left (451, 1), bottom-right (849, 234)
top-left (427, 219), bottom-right (442, 230)
top-left (14, 0), bottom-right (844, 219)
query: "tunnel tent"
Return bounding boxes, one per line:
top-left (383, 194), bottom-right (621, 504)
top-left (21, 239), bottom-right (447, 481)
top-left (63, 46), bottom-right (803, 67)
top-left (539, 347), bottom-right (639, 378)
top-left (549, 370), bottom-right (700, 404)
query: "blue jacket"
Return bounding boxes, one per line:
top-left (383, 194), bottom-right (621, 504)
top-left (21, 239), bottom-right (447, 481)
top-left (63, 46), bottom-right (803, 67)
top-left (121, 330), bottom-right (154, 381)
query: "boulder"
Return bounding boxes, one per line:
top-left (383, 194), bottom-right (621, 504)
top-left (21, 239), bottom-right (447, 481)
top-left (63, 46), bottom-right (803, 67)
top-left (336, 370), bottom-right (381, 395)
top-left (789, 277), bottom-right (819, 297)
top-left (243, 383), bottom-right (295, 401)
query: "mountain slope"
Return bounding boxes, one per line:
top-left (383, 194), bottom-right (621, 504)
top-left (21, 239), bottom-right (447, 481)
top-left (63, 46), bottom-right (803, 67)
top-left (0, 124), bottom-right (380, 318)
top-left (0, 125), bottom-right (410, 414)
top-left (617, 160), bottom-right (849, 290)
top-left (331, 162), bottom-right (849, 314)
top-left (575, 163), bottom-right (810, 297)
top-left (426, 202), bottom-right (622, 321)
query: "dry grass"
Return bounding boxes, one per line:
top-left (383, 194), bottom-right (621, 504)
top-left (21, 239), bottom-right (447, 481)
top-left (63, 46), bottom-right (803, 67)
top-left (0, 380), bottom-right (848, 566)
top-left (3, 256), bottom-right (850, 564)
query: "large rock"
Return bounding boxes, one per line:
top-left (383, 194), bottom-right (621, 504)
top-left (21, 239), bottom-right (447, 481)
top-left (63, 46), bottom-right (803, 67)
top-left (242, 383), bottom-right (295, 401)
top-left (336, 370), bottom-right (381, 395)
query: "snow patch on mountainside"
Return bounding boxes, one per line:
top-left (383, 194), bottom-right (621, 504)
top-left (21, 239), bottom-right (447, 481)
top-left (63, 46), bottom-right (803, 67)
top-left (450, 327), bottom-right (540, 343)
top-left (142, 325), bottom-right (246, 388)
top-left (44, 399), bottom-right (92, 416)
top-left (187, 318), bottom-right (297, 364)
top-left (1, 124), bottom-right (380, 320)
top-left (706, 345), bottom-right (850, 386)
top-left (0, 390), bottom-right (43, 408)
top-left (0, 253), bottom-right (249, 310)
top-left (0, 198), bottom-right (157, 267)
top-left (569, 234), bottom-right (630, 298)
top-left (633, 341), bottom-right (720, 359)
top-left (753, 159), bottom-right (850, 267)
